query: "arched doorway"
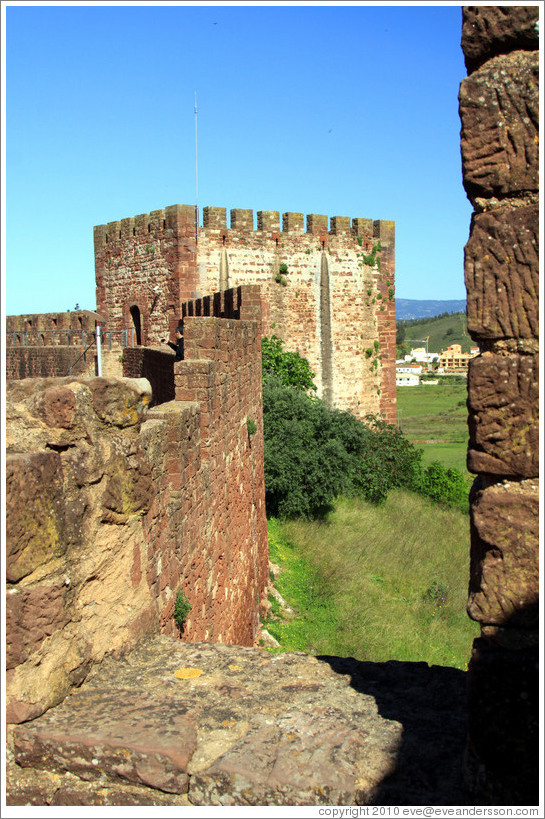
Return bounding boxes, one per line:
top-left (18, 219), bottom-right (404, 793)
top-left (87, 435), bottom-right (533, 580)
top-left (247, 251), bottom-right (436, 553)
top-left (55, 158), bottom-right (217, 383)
top-left (130, 305), bottom-right (142, 345)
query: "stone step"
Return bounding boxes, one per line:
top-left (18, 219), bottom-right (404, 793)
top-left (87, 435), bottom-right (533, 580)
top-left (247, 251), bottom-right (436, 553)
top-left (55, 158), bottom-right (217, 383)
top-left (7, 636), bottom-right (470, 806)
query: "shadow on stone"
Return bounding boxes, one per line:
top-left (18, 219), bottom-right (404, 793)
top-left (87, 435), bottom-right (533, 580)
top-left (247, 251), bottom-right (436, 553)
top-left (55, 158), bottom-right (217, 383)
top-left (317, 655), bottom-right (473, 806)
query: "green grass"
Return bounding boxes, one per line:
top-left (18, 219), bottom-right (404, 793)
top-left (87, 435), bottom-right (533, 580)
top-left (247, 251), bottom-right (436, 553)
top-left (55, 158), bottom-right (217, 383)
top-left (263, 491), bottom-right (478, 670)
top-left (396, 381), bottom-right (470, 476)
top-left (265, 517), bottom-right (342, 656)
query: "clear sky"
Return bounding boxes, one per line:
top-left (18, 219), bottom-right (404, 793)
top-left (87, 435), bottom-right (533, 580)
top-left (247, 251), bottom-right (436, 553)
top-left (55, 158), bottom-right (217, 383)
top-left (3, 1), bottom-right (473, 315)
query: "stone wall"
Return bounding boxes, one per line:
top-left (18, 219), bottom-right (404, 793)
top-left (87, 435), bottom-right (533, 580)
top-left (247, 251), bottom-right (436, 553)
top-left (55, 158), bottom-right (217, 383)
top-left (95, 206), bottom-right (396, 424)
top-left (122, 347), bottom-right (176, 406)
top-left (6, 346), bottom-right (95, 380)
top-left (6, 311), bottom-right (132, 380)
top-left (5, 295), bottom-right (268, 725)
top-left (459, 5), bottom-right (539, 804)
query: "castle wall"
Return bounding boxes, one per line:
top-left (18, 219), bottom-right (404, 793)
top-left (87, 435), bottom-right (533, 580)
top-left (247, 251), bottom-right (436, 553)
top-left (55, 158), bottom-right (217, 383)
top-left (6, 346), bottom-right (95, 380)
top-left (459, 5), bottom-right (539, 804)
top-left (5, 291), bottom-right (268, 724)
top-left (5, 311), bottom-right (129, 380)
top-left (94, 206), bottom-right (396, 424)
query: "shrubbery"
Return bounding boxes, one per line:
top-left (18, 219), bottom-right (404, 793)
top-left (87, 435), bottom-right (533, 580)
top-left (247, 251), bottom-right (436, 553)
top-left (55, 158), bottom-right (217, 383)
top-left (419, 461), bottom-right (469, 511)
top-left (262, 338), bottom-right (469, 519)
top-left (263, 377), bottom-right (423, 518)
top-left (262, 335), bottom-right (317, 393)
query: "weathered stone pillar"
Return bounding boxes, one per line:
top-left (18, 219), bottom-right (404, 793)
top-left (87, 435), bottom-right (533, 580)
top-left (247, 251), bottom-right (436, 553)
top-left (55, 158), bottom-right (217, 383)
top-left (459, 6), bottom-right (539, 804)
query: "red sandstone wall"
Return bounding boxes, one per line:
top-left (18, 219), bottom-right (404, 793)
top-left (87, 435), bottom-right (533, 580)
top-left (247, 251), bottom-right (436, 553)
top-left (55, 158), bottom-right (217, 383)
top-left (122, 347), bottom-right (176, 406)
top-left (6, 347), bottom-right (95, 380)
top-left (196, 209), bottom-right (396, 423)
top-left (6, 311), bottom-right (98, 344)
top-left (5, 311), bottom-right (133, 380)
top-left (149, 311), bottom-right (268, 644)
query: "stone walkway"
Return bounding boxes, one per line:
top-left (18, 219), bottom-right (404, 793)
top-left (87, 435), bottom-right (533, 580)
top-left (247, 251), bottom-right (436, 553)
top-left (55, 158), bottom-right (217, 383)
top-left (6, 636), bottom-right (473, 806)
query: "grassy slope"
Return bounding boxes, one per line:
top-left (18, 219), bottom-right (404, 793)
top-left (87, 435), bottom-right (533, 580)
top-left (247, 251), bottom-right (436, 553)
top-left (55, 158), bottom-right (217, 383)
top-left (265, 492), bottom-right (478, 670)
top-left (396, 381), bottom-right (470, 475)
top-left (400, 312), bottom-right (473, 354)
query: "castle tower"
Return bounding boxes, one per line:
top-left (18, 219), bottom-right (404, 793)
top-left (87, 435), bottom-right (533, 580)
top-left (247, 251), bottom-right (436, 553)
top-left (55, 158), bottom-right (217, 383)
top-left (94, 205), bottom-right (396, 423)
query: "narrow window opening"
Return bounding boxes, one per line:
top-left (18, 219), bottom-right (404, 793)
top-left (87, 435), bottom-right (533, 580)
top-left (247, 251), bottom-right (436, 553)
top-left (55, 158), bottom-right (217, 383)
top-left (130, 305), bottom-right (142, 345)
top-left (119, 230), bottom-right (121, 238)
top-left (105, 235), bottom-right (109, 243)
top-left (133, 227), bottom-right (136, 236)
top-left (163, 219), bottom-right (166, 229)
top-left (148, 223), bottom-right (151, 232)
top-left (222, 234), bottom-right (226, 245)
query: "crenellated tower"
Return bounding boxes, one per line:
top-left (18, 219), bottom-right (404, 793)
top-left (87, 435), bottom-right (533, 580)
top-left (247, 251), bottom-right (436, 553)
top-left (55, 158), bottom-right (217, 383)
top-left (95, 205), bottom-right (396, 423)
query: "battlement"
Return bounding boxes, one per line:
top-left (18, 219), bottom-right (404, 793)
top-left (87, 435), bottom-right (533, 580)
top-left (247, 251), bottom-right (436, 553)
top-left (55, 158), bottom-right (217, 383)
top-left (94, 204), bottom-right (197, 249)
top-left (94, 204), bottom-right (394, 245)
top-left (202, 205), bottom-right (394, 242)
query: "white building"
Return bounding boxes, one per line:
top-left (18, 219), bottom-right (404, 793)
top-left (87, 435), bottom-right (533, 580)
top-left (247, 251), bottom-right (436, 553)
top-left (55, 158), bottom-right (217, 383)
top-left (396, 373), bottom-right (420, 387)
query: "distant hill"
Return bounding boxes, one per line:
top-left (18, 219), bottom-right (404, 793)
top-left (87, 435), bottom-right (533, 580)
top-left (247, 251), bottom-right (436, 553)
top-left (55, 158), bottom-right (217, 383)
top-left (396, 299), bottom-right (466, 320)
top-left (397, 312), bottom-right (474, 355)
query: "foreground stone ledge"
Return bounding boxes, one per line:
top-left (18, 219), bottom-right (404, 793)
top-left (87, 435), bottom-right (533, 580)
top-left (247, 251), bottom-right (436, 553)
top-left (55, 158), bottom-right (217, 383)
top-left (468, 478), bottom-right (539, 627)
top-left (467, 351), bottom-right (538, 477)
top-left (7, 637), bottom-right (475, 805)
top-left (10, 638), bottom-right (402, 806)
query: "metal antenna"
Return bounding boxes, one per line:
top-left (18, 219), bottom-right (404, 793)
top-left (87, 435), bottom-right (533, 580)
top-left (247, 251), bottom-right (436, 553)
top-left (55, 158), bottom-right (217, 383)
top-left (194, 91), bottom-right (199, 243)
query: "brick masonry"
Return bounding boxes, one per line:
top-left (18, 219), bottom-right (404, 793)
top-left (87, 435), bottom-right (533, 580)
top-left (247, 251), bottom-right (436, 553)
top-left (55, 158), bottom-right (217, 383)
top-left (459, 5), bottom-right (539, 804)
top-left (94, 207), bottom-right (396, 424)
top-left (5, 311), bottom-right (129, 380)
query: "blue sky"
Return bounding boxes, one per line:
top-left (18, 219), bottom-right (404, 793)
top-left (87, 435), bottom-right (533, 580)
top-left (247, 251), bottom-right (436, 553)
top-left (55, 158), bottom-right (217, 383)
top-left (4, 2), bottom-right (473, 315)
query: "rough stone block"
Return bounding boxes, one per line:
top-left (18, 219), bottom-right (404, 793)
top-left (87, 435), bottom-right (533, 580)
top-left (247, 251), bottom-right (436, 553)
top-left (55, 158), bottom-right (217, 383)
top-left (465, 205), bottom-right (538, 340)
top-left (13, 699), bottom-right (197, 794)
top-left (467, 352), bottom-right (538, 477)
top-left (462, 6), bottom-right (539, 73)
top-left (467, 478), bottom-right (538, 627)
top-left (257, 211), bottom-right (279, 232)
top-left (6, 584), bottom-right (69, 670)
top-left (39, 385), bottom-right (78, 428)
top-left (459, 51), bottom-right (538, 200)
top-left (202, 207), bottom-right (227, 230)
top-left (89, 377), bottom-right (151, 427)
top-left (6, 452), bottom-right (65, 582)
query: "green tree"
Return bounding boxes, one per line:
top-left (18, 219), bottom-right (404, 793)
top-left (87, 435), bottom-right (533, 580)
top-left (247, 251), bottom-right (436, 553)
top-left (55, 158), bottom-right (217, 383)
top-left (263, 377), bottom-right (422, 519)
top-left (262, 335), bottom-right (317, 393)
